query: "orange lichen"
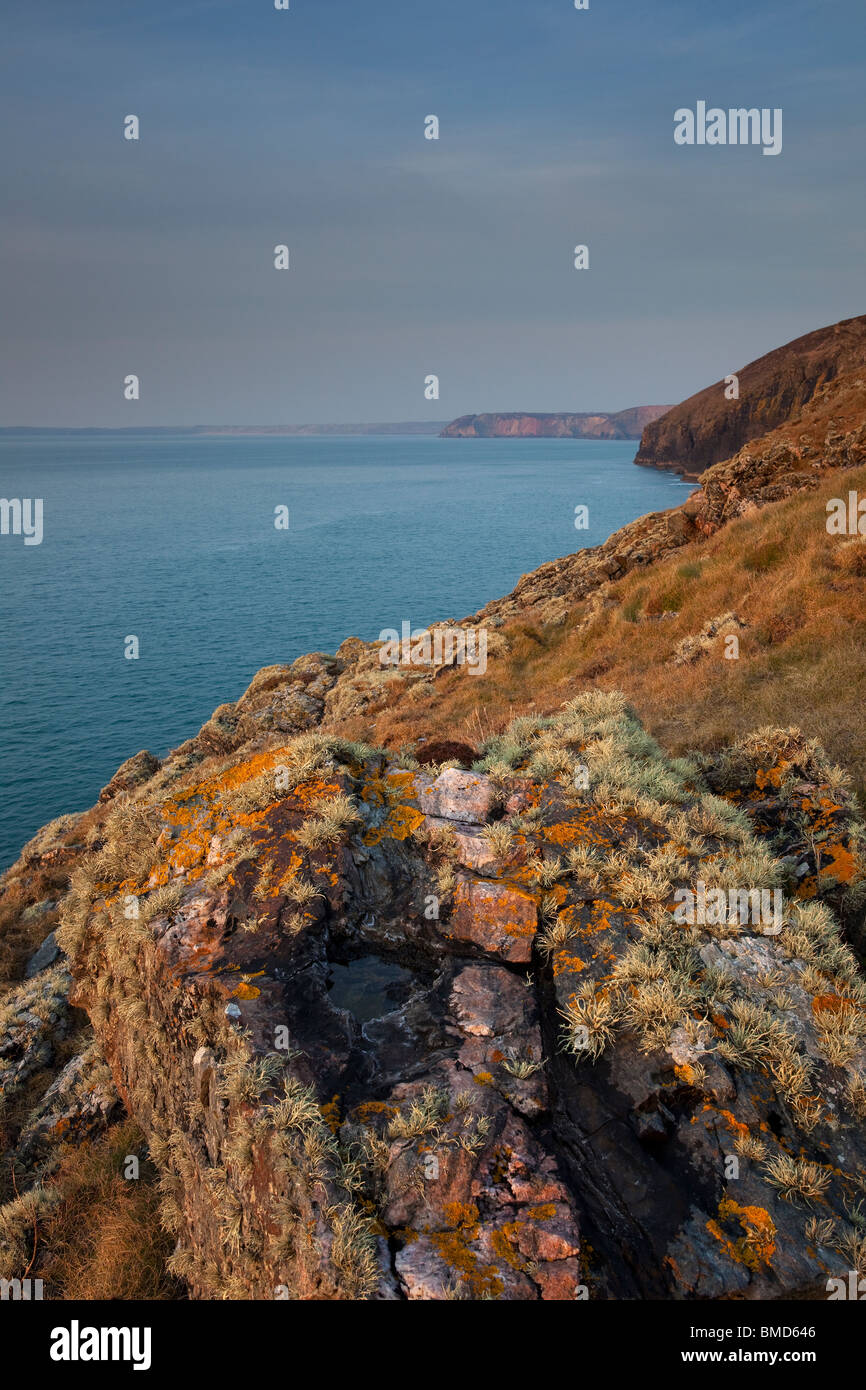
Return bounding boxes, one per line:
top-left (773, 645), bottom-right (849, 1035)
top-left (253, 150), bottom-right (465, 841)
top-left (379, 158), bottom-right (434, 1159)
top-left (360, 775), bottom-right (426, 845)
top-left (755, 762), bottom-right (791, 791)
top-left (490, 1221), bottom-right (528, 1271)
top-left (489, 1146), bottom-right (513, 1186)
top-left (526, 1203), bottom-right (556, 1221)
top-left (320, 1096), bottom-right (341, 1133)
top-left (812, 993), bottom-right (848, 1017)
top-left (429, 1204), bottom-right (505, 1299)
top-left (707, 1197), bottom-right (776, 1271)
top-left (353, 1100), bottom-right (397, 1123)
top-left (443, 1202), bottom-right (479, 1229)
top-left (552, 950), bottom-right (586, 978)
top-left (816, 842), bottom-right (858, 885)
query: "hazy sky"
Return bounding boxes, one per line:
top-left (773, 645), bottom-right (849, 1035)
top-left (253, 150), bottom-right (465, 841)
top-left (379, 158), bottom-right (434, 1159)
top-left (1, 0), bottom-right (863, 425)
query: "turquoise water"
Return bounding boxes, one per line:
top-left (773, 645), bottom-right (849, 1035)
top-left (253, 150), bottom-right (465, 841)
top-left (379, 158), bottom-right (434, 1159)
top-left (0, 433), bottom-right (691, 869)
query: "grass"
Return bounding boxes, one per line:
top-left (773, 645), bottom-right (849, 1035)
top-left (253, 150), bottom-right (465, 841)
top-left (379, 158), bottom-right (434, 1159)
top-left (481, 822), bottom-right (514, 857)
top-left (560, 984), bottom-right (622, 1062)
top-left (386, 1086), bottom-right (450, 1141)
top-left (501, 1049), bottom-right (543, 1079)
top-left (295, 792), bottom-right (362, 849)
top-left (453, 691), bottom-right (866, 1131)
top-left (764, 1154), bottom-right (832, 1207)
top-left (345, 462), bottom-right (866, 809)
top-left (30, 1121), bottom-right (180, 1299)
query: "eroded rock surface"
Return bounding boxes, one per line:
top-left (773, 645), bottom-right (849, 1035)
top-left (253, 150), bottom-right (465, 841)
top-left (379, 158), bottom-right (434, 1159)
top-left (3, 694), bottom-right (855, 1302)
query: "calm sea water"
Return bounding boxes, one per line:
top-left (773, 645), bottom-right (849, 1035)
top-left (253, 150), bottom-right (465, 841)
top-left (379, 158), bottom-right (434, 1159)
top-left (0, 433), bottom-right (691, 870)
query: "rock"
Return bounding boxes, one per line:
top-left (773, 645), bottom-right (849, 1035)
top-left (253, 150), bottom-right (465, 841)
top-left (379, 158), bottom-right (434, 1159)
top-left (447, 826), bottom-right (499, 874)
top-left (673, 612), bottom-right (747, 666)
top-left (416, 768), bottom-right (497, 824)
top-left (445, 878), bottom-right (538, 963)
top-left (99, 749), bottom-right (161, 802)
top-left (14, 1042), bottom-right (120, 1168)
top-left (24, 929), bottom-right (61, 978)
top-left (20, 897), bottom-right (57, 924)
top-left (440, 406), bottom-right (671, 441)
top-left (0, 964), bottom-right (72, 1091)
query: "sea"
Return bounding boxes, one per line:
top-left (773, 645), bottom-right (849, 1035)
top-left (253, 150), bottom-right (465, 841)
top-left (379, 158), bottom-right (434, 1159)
top-left (0, 432), bottom-right (692, 870)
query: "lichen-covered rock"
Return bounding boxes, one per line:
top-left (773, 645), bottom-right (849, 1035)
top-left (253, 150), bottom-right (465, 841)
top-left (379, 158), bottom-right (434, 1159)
top-left (13, 1041), bottom-right (119, 1169)
top-left (446, 879), bottom-right (537, 963)
top-left (32, 693), bottom-right (864, 1301)
top-left (416, 768), bottom-right (497, 824)
top-left (99, 749), bottom-right (161, 803)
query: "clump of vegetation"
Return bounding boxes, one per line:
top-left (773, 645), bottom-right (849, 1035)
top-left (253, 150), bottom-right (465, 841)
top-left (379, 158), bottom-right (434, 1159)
top-left (734, 1132), bottom-right (768, 1162)
top-left (481, 822), bottom-right (514, 858)
top-left (386, 1086), bottom-right (451, 1141)
top-left (763, 1154), bottom-right (831, 1206)
top-left (845, 1072), bottom-right (866, 1120)
top-left (295, 792), bottom-right (362, 849)
top-left (743, 540), bottom-right (784, 573)
top-left (537, 912), bottom-right (579, 958)
top-left (501, 1048), bottom-right (543, 1079)
top-left (560, 984), bottom-right (623, 1063)
top-left (528, 854), bottom-right (568, 889)
top-left (35, 1121), bottom-right (179, 1299)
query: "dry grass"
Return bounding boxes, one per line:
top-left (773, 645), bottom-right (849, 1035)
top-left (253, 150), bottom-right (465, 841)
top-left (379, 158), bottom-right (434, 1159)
top-left (763, 1153), bottom-right (832, 1207)
top-left (36, 1120), bottom-right (181, 1299)
top-left (0, 858), bottom-right (70, 985)
top-left (349, 463), bottom-right (866, 808)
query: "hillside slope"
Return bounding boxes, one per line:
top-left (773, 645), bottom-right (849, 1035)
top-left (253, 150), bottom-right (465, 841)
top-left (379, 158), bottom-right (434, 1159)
top-left (635, 314), bottom-right (866, 476)
top-left (321, 361), bottom-right (866, 804)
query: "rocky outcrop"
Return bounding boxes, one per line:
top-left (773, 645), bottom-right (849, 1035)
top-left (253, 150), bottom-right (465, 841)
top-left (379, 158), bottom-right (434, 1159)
top-left (635, 314), bottom-right (866, 476)
top-left (1, 693), bottom-right (854, 1301)
top-left (441, 405), bottom-right (672, 439)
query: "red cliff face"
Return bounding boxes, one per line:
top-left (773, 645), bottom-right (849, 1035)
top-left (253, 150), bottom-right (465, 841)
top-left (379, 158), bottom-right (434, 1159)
top-left (635, 314), bottom-right (866, 477)
top-left (440, 405), bottom-right (672, 439)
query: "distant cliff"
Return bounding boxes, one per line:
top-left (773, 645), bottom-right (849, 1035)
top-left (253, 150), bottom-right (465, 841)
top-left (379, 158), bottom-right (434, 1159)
top-left (440, 404), bottom-right (672, 439)
top-left (635, 313), bottom-right (866, 476)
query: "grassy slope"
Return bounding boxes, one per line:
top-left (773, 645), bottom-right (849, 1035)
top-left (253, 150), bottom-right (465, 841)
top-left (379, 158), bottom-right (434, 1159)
top-left (348, 460), bottom-right (866, 804)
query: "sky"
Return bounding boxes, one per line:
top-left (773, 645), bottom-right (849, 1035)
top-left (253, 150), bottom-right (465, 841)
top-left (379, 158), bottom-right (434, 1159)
top-left (0, 0), bottom-right (863, 426)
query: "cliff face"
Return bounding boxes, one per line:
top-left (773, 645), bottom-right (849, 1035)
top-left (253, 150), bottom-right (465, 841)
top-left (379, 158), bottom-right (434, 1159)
top-left (441, 405), bottom-right (672, 439)
top-left (635, 314), bottom-right (866, 476)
